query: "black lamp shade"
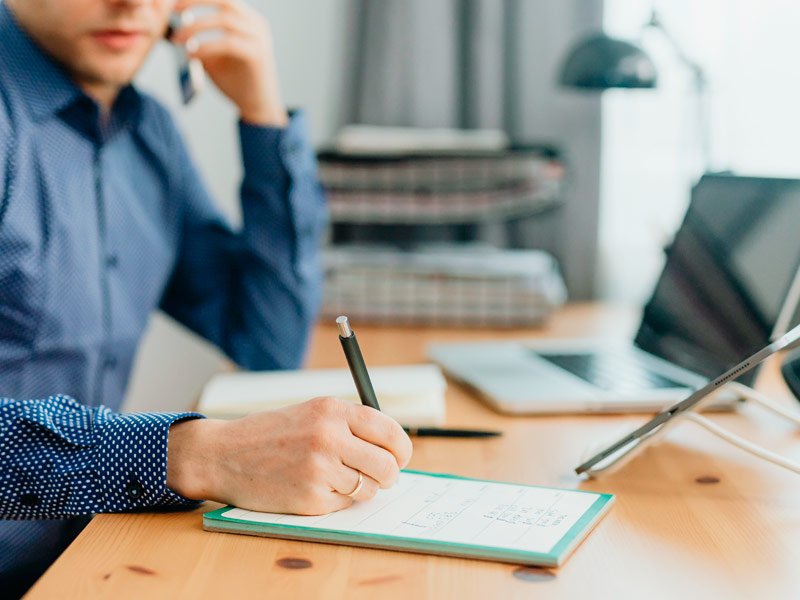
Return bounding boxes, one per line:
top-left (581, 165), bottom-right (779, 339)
top-left (559, 33), bottom-right (657, 89)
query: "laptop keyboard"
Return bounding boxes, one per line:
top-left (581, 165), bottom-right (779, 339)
top-left (537, 351), bottom-right (687, 392)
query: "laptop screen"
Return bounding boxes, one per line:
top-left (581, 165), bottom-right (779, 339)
top-left (634, 174), bottom-right (800, 384)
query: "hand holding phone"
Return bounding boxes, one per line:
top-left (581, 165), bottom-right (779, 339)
top-left (165, 0), bottom-right (287, 125)
top-left (166, 12), bottom-right (205, 104)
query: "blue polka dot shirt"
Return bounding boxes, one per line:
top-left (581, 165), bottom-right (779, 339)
top-left (0, 3), bottom-right (327, 578)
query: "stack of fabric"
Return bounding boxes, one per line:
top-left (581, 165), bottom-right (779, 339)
top-left (318, 142), bottom-right (564, 225)
top-left (317, 126), bottom-right (567, 327)
top-left (321, 244), bottom-right (567, 327)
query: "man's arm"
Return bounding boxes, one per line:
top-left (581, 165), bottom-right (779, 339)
top-left (0, 396), bottom-right (202, 519)
top-left (159, 0), bottom-right (327, 370)
top-left (0, 395), bottom-right (413, 519)
top-left (158, 109), bottom-right (326, 370)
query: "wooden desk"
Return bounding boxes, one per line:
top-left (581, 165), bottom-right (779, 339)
top-left (27, 304), bottom-right (800, 599)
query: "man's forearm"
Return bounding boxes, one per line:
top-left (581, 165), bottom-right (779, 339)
top-left (157, 110), bottom-right (326, 372)
top-left (227, 112), bottom-right (327, 370)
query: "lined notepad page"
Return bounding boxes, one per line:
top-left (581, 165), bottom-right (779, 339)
top-left (222, 472), bottom-right (601, 554)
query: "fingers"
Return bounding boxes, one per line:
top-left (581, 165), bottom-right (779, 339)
top-left (340, 436), bottom-right (402, 489)
top-left (345, 404), bottom-right (413, 470)
top-left (299, 464), bottom-right (378, 515)
top-left (299, 489), bottom-right (352, 516)
top-left (174, 0), bottom-right (247, 15)
top-left (187, 37), bottom-right (249, 63)
top-left (299, 472), bottom-right (377, 515)
top-left (168, 7), bottom-right (262, 64)
top-left (170, 11), bottom-right (246, 45)
top-left (332, 467), bottom-right (380, 503)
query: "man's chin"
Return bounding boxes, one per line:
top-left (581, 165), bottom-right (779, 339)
top-left (68, 41), bottom-right (153, 90)
top-left (72, 60), bottom-right (142, 92)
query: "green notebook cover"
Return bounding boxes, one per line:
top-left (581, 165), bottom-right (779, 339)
top-left (203, 470), bottom-right (613, 567)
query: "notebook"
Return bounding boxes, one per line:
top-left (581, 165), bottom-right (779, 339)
top-left (197, 364), bottom-right (446, 427)
top-left (203, 470), bottom-right (614, 567)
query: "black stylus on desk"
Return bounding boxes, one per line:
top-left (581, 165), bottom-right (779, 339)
top-left (403, 427), bottom-right (501, 438)
top-left (337, 315), bottom-right (381, 411)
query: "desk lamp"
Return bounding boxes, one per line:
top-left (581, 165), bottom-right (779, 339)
top-left (558, 11), bottom-right (710, 172)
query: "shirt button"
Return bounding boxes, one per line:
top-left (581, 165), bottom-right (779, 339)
top-left (105, 254), bottom-right (119, 268)
top-left (20, 493), bottom-right (40, 507)
top-left (104, 355), bottom-right (118, 370)
top-left (126, 479), bottom-right (145, 500)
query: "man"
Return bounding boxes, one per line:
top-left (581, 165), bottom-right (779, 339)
top-left (0, 0), bottom-right (412, 594)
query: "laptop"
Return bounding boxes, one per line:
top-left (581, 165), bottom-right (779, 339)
top-left (427, 174), bottom-right (800, 414)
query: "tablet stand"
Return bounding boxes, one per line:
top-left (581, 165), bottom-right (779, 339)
top-left (583, 381), bottom-right (800, 478)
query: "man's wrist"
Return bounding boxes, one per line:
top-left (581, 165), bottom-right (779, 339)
top-left (166, 418), bottom-right (225, 501)
top-left (239, 103), bottom-right (289, 128)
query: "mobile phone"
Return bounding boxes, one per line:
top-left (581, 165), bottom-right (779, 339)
top-left (166, 13), bottom-right (205, 104)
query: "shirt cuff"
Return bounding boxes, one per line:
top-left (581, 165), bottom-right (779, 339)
top-left (93, 411), bottom-right (205, 512)
top-left (239, 109), bottom-right (317, 186)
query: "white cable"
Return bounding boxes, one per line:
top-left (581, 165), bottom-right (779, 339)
top-left (681, 412), bottom-right (800, 475)
top-left (727, 382), bottom-right (800, 427)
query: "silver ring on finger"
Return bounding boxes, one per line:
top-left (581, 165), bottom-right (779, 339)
top-left (345, 471), bottom-right (364, 498)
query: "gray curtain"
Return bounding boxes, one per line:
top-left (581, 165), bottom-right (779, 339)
top-left (346, 0), bottom-right (517, 133)
top-left (339, 0), bottom-right (605, 299)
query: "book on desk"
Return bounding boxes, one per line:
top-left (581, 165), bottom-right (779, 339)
top-left (197, 364), bottom-right (447, 427)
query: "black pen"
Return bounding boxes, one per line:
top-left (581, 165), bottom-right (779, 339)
top-left (337, 316), bottom-right (381, 411)
top-left (403, 427), bottom-right (501, 438)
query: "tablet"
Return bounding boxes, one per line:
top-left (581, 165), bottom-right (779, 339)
top-left (575, 322), bottom-right (800, 475)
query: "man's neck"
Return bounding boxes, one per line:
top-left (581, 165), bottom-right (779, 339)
top-left (77, 80), bottom-right (120, 116)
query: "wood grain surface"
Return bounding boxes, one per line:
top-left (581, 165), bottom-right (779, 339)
top-left (25, 304), bottom-right (800, 600)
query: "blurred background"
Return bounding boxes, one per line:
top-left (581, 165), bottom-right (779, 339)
top-left (126, 0), bottom-right (800, 413)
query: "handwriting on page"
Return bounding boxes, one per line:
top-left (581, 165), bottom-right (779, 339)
top-left (483, 504), bottom-right (568, 527)
top-left (223, 472), bottom-right (598, 554)
top-left (403, 492), bottom-right (568, 531)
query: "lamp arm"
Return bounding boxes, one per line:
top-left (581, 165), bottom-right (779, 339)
top-left (644, 10), bottom-right (711, 174)
top-left (645, 11), bottom-right (707, 90)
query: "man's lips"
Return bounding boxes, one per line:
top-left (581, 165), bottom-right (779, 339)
top-left (91, 30), bottom-right (146, 51)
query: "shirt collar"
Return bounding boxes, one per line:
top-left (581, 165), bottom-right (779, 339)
top-left (0, 3), bottom-right (143, 137)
